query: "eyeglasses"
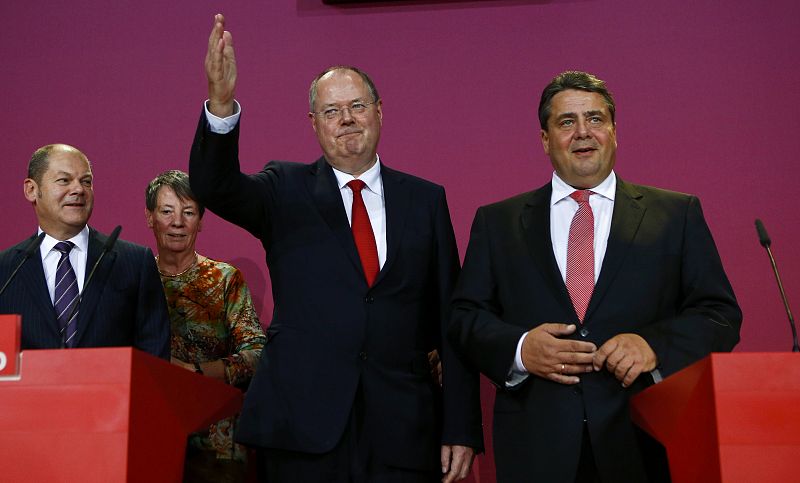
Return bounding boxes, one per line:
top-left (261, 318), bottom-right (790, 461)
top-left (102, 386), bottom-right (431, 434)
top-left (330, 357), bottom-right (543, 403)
top-left (312, 100), bottom-right (378, 121)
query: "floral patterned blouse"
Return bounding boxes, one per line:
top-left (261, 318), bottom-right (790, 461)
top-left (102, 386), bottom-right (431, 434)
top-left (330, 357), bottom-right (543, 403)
top-left (159, 256), bottom-right (266, 461)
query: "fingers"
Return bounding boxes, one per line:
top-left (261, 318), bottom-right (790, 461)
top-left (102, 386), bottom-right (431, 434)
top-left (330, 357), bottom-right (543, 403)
top-left (208, 14), bottom-right (224, 51)
top-left (521, 323), bottom-right (597, 384)
top-left (206, 15), bottom-right (225, 80)
top-left (441, 445), bottom-right (474, 483)
top-left (542, 322), bottom-right (578, 337)
top-left (222, 29), bottom-right (234, 50)
top-left (594, 334), bottom-right (657, 387)
top-left (440, 445), bottom-right (451, 478)
top-left (204, 13), bottom-right (237, 117)
top-left (592, 337), bottom-right (616, 371)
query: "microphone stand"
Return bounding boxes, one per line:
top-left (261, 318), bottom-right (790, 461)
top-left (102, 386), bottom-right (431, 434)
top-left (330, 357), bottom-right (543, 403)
top-left (755, 219), bottom-right (800, 352)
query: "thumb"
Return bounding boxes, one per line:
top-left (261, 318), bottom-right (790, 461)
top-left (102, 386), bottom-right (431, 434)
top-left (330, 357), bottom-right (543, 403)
top-left (543, 323), bottom-right (577, 336)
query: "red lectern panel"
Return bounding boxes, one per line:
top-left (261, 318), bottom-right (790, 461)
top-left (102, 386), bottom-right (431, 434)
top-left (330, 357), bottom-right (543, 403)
top-left (0, 347), bottom-right (243, 482)
top-left (631, 353), bottom-right (800, 483)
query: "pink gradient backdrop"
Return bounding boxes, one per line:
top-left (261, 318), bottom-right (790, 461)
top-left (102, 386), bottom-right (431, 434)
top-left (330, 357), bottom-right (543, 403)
top-left (4, 1), bottom-right (799, 480)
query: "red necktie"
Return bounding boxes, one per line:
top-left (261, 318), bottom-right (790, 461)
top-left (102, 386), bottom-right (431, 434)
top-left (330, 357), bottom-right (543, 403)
top-left (347, 180), bottom-right (379, 286)
top-left (566, 190), bottom-right (595, 322)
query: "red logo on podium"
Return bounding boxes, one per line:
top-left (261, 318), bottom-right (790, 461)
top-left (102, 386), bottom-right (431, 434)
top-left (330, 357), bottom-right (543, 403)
top-left (0, 314), bottom-right (21, 377)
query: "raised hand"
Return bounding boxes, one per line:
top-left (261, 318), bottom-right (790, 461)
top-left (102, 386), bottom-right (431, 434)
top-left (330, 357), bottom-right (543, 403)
top-left (205, 13), bottom-right (237, 117)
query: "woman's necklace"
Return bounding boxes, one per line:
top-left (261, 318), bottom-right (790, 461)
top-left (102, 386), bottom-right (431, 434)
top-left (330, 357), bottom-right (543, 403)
top-left (157, 252), bottom-right (199, 277)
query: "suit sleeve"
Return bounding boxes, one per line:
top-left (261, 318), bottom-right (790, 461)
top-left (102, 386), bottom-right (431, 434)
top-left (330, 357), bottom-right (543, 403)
top-left (449, 207), bottom-right (529, 387)
top-left (133, 247), bottom-right (171, 359)
top-left (436, 189), bottom-right (484, 452)
top-left (189, 109), bottom-right (278, 241)
top-left (636, 196), bottom-right (742, 377)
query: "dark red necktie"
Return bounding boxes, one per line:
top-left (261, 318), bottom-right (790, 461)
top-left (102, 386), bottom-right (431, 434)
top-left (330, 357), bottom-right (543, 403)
top-left (566, 190), bottom-right (595, 322)
top-left (347, 180), bottom-right (379, 286)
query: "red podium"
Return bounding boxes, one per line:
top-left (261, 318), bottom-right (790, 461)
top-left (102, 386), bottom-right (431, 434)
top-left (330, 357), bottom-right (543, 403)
top-left (0, 347), bottom-right (243, 482)
top-left (631, 353), bottom-right (800, 482)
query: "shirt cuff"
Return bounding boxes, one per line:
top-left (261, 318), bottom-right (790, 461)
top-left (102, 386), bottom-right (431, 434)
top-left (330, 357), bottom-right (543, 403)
top-left (650, 368), bottom-right (663, 384)
top-left (505, 331), bottom-right (530, 387)
top-left (204, 100), bottom-right (241, 134)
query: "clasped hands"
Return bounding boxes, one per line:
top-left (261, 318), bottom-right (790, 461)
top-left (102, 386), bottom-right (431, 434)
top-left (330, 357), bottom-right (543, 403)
top-left (520, 323), bottom-right (657, 388)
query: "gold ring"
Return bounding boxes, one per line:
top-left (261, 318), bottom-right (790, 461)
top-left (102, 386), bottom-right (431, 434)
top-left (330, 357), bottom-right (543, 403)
top-left (560, 363), bottom-right (565, 374)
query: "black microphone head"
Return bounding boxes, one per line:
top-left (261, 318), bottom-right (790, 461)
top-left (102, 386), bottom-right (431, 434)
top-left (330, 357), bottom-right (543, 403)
top-left (755, 219), bottom-right (771, 248)
top-left (104, 225), bottom-right (122, 251)
top-left (24, 232), bottom-right (47, 257)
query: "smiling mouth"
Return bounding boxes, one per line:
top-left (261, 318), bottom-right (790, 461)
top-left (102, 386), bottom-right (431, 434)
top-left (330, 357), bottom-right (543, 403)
top-left (572, 147), bottom-right (597, 154)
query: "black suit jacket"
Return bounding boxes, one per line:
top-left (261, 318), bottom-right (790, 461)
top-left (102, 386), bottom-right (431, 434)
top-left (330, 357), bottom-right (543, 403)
top-left (449, 179), bottom-right (742, 483)
top-left (0, 227), bottom-right (170, 359)
top-left (189, 114), bottom-right (483, 470)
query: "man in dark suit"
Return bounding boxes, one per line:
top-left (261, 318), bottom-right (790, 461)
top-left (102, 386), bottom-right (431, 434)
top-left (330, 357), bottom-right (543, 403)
top-left (449, 71), bottom-right (742, 482)
top-left (189, 14), bottom-right (482, 483)
top-left (0, 143), bottom-right (170, 359)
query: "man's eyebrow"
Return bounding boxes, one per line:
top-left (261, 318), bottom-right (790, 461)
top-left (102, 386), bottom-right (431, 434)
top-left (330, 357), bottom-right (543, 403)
top-left (321, 98), bottom-right (366, 107)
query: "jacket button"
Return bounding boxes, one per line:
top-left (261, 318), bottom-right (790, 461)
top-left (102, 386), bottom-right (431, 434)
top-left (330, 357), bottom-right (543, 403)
top-left (359, 352), bottom-right (367, 360)
top-left (579, 327), bottom-right (589, 337)
top-left (364, 296), bottom-right (374, 303)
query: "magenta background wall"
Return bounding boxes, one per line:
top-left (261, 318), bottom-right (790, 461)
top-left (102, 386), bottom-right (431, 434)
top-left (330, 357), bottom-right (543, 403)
top-left (4, 1), bottom-right (799, 480)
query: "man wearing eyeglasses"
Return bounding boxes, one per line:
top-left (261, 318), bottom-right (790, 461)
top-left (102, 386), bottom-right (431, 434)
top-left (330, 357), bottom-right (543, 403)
top-left (189, 14), bottom-right (482, 483)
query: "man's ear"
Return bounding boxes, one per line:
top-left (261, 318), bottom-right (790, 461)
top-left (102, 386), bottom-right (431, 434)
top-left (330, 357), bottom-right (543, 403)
top-left (540, 129), bottom-right (550, 156)
top-left (309, 112), bottom-right (318, 133)
top-left (23, 178), bottom-right (38, 203)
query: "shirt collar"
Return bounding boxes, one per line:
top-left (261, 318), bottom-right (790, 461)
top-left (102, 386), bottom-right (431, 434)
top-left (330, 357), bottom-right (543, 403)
top-left (550, 170), bottom-right (617, 206)
top-left (39, 225), bottom-right (90, 256)
top-left (332, 154), bottom-right (383, 197)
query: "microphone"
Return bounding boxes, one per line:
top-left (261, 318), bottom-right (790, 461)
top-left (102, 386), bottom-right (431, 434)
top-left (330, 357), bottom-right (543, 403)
top-left (754, 219), bottom-right (799, 352)
top-left (61, 226), bottom-right (122, 348)
top-left (0, 232), bottom-right (46, 297)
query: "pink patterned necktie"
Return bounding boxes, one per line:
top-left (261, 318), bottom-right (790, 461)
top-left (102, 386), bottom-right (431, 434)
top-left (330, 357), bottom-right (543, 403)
top-left (566, 190), bottom-right (595, 323)
top-left (347, 180), bottom-right (379, 286)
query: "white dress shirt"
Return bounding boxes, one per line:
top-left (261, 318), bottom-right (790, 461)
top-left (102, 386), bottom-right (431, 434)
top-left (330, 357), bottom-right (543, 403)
top-left (39, 225), bottom-right (89, 303)
top-left (331, 159), bottom-right (387, 269)
top-left (508, 171), bottom-right (617, 383)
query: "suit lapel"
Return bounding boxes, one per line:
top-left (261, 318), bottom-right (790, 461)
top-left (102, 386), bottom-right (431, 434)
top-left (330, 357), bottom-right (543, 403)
top-left (15, 237), bottom-right (59, 337)
top-left (585, 178), bottom-right (645, 320)
top-left (73, 228), bottom-right (116, 347)
top-left (306, 157), bottom-right (364, 276)
top-left (520, 184), bottom-right (575, 312)
top-left (374, 164), bottom-right (408, 286)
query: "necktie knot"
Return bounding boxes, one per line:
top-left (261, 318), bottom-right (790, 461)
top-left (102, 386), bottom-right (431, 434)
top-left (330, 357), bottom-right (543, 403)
top-left (54, 241), bottom-right (75, 255)
top-left (570, 190), bottom-right (593, 204)
top-left (347, 179), bottom-right (366, 193)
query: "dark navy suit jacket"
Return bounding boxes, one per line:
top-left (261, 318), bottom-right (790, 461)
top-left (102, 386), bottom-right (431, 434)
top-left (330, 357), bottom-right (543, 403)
top-left (449, 179), bottom-right (742, 483)
top-left (0, 227), bottom-right (170, 359)
top-left (190, 114), bottom-right (483, 471)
